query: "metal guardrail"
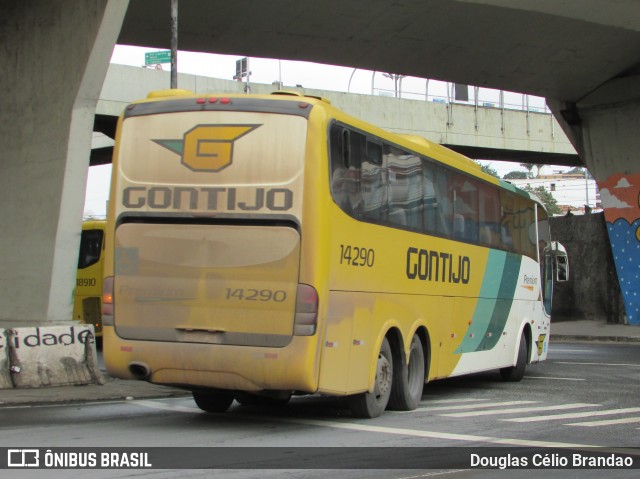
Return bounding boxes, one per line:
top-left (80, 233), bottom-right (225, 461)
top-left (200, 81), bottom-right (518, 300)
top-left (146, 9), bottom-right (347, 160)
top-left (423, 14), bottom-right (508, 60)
top-left (347, 69), bottom-right (550, 113)
top-left (373, 84), bottom-right (550, 114)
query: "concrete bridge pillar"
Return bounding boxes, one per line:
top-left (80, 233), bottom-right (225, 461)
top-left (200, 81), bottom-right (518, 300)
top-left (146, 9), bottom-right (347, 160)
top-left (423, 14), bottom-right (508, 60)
top-left (0, 1), bottom-right (128, 328)
top-left (549, 75), bottom-right (640, 325)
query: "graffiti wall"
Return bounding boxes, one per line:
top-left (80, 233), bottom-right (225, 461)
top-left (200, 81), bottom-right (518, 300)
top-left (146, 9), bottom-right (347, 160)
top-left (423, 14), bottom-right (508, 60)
top-left (599, 173), bottom-right (640, 325)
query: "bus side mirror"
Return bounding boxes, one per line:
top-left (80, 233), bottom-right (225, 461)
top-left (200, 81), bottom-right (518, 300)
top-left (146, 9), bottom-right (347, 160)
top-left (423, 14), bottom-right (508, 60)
top-left (550, 241), bottom-right (569, 282)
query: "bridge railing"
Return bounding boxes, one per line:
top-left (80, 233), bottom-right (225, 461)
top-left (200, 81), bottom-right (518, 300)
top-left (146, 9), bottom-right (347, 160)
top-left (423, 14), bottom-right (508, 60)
top-left (373, 83), bottom-right (550, 113)
top-left (347, 70), bottom-right (550, 114)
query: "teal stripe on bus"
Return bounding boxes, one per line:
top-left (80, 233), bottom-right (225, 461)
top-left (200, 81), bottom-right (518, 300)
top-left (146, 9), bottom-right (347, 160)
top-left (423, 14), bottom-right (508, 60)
top-left (454, 251), bottom-right (522, 354)
top-left (454, 249), bottom-right (505, 354)
top-left (479, 252), bottom-right (522, 350)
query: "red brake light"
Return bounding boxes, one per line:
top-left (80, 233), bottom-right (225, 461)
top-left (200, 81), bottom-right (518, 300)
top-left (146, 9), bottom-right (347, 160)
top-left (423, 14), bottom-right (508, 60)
top-left (294, 284), bottom-right (318, 336)
top-left (102, 276), bottom-right (114, 316)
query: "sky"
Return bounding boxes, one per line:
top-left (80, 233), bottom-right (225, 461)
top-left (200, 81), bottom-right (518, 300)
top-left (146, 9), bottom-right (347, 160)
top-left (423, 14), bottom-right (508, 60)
top-left (84, 46), bottom-right (570, 217)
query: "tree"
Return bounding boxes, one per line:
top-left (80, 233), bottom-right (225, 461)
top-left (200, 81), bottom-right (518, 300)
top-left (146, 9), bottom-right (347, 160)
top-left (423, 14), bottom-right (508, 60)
top-left (567, 166), bottom-right (593, 178)
top-left (476, 161), bottom-right (499, 178)
top-left (503, 171), bottom-right (528, 180)
top-left (519, 163), bottom-right (535, 178)
top-left (522, 184), bottom-right (562, 215)
top-left (534, 164), bottom-right (543, 178)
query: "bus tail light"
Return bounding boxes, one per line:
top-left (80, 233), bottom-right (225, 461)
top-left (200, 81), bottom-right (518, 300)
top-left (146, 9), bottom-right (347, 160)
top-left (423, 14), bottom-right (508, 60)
top-left (102, 276), bottom-right (114, 317)
top-left (294, 284), bottom-right (318, 336)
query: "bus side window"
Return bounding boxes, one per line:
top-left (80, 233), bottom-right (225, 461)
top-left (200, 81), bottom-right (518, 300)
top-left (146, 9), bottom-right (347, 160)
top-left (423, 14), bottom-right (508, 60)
top-left (453, 176), bottom-right (478, 242)
top-left (329, 124), bottom-right (345, 174)
top-left (330, 125), bottom-right (362, 217)
top-left (422, 161), bottom-right (438, 234)
top-left (500, 191), bottom-right (516, 252)
top-left (362, 142), bottom-right (388, 223)
top-left (478, 183), bottom-right (501, 247)
top-left (387, 147), bottom-right (422, 229)
top-left (367, 140), bottom-right (382, 166)
top-left (499, 191), bottom-right (537, 260)
top-left (403, 155), bottom-right (423, 230)
top-left (518, 198), bottom-right (536, 259)
top-left (537, 206), bottom-right (553, 314)
top-left (435, 166), bottom-right (454, 237)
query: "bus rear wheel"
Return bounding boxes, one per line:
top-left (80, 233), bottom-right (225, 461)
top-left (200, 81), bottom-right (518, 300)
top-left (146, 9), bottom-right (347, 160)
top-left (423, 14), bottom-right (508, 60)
top-left (193, 390), bottom-right (235, 413)
top-left (500, 333), bottom-right (528, 381)
top-left (388, 334), bottom-right (425, 411)
top-left (349, 337), bottom-right (393, 418)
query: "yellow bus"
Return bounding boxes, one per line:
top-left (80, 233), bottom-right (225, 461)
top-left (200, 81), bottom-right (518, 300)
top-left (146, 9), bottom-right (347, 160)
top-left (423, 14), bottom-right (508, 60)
top-left (103, 89), bottom-right (568, 417)
top-left (74, 219), bottom-right (106, 337)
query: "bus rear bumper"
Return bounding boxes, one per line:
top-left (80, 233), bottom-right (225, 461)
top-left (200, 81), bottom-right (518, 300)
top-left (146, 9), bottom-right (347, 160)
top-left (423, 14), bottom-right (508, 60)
top-left (102, 326), bottom-right (319, 393)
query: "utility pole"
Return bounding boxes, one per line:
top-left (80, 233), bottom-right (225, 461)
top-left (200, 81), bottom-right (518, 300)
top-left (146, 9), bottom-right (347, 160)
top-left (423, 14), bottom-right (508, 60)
top-left (170, 0), bottom-right (178, 89)
top-left (585, 168), bottom-right (590, 212)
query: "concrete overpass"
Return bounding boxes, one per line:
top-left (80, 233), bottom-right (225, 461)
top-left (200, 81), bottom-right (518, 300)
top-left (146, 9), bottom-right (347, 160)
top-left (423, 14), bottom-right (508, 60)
top-left (2, 1), bottom-right (640, 331)
top-left (93, 64), bottom-right (577, 167)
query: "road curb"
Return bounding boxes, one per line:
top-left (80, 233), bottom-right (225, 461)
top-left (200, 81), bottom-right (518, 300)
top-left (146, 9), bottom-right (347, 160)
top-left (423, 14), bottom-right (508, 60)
top-left (0, 378), bottom-right (192, 408)
top-left (551, 334), bottom-right (640, 343)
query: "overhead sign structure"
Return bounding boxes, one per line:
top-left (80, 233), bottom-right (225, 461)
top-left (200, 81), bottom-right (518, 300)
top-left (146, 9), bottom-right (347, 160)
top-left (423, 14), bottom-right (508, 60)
top-left (234, 57), bottom-right (249, 80)
top-left (234, 57), bottom-right (251, 93)
top-left (145, 50), bottom-right (172, 65)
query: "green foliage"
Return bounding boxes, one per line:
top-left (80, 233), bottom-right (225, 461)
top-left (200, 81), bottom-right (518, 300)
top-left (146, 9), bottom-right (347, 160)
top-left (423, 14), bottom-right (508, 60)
top-left (503, 170), bottom-right (528, 180)
top-left (476, 161), bottom-right (499, 178)
top-left (519, 163), bottom-right (535, 178)
top-left (522, 184), bottom-right (562, 215)
top-left (566, 166), bottom-right (592, 178)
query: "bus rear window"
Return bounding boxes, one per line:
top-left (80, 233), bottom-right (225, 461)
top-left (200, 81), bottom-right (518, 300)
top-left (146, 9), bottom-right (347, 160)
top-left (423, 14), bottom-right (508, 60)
top-left (78, 229), bottom-right (103, 269)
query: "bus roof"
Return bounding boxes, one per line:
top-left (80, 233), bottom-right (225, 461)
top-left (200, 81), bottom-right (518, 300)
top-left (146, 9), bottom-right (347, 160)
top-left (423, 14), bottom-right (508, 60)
top-left (82, 219), bottom-right (106, 230)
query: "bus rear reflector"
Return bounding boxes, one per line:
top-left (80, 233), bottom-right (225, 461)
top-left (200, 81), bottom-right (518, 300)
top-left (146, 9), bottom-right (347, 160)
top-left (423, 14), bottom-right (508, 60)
top-left (102, 276), bottom-right (114, 316)
top-left (294, 284), bottom-right (318, 336)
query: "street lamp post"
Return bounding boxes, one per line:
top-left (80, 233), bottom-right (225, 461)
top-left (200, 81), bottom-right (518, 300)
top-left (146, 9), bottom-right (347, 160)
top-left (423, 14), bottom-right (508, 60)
top-left (383, 73), bottom-right (406, 98)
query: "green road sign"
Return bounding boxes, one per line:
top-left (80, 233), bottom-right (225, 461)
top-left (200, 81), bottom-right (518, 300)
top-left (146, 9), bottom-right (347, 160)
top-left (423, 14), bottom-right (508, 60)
top-left (145, 50), bottom-right (172, 65)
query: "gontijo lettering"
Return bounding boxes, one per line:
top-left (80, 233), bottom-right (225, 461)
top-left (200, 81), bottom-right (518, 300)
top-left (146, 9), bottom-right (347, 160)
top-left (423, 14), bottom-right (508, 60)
top-left (406, 247), bottom-right (470, 284)
top-left (122, 186), bottom-right (293, 212)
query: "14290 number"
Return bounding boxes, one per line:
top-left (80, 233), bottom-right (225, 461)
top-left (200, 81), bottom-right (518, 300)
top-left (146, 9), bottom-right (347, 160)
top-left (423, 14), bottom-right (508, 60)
top-left (225, 288), bottom-right (287, 302)
top-left (339, 244), bottom-right (375, 267)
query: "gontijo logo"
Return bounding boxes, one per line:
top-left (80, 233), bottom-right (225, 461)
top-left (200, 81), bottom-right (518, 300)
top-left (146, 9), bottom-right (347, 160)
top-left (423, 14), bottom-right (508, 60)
top-left (153, 124), bottom-right (261, 172)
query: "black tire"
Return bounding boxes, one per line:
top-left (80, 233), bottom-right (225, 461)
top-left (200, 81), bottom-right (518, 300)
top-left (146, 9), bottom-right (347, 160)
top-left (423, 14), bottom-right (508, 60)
top-left (349, 337), bottom-right (393, 418)
top-left (388, 334), bottom-right (425, 411)
top-left (192, 391), bottom-right (235, 413)
top-left (235, 392), bottom-right (291, 407)
top-left (500, 333), bottom-right (528, 381)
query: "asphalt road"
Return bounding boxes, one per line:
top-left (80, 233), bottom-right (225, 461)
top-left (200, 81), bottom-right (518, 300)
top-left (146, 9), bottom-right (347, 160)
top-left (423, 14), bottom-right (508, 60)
top-left (1, 342), bottom-right (639, 478)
